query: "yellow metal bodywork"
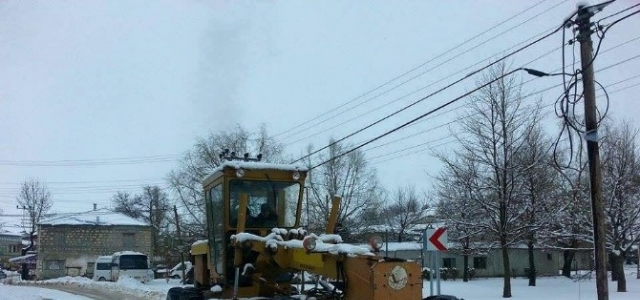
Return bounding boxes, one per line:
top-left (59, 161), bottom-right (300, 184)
top-left (191, 162), bottom-right (423, 300)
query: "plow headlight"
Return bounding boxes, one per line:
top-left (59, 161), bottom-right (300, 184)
top-left (292, 170), bottom-right (301, 180)
top-left (235, 168), bottom-right (245, 178)
top-left (303, 236), bottom-right (317, 251)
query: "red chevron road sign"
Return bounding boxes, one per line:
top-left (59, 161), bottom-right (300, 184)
top-left (425, 227), bottom-right (447, 251)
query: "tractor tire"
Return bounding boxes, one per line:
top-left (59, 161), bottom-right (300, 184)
top-left (166, 287), bottom-right (183, 300)
top-left (179, 287), bottom-right (204, 300)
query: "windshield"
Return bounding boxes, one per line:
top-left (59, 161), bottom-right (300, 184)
top-left (118, 255), bottom-right (148, 270)
top-left (229, 179), bottom-right (300, 228)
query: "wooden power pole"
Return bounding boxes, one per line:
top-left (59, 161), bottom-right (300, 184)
top-left (576, 4), bottom-right (610, 300)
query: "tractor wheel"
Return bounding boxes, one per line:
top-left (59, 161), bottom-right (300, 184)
top-left (166, 287), bottom-right (183, 300)
top-left (179, 287), bottom-right (204, 300)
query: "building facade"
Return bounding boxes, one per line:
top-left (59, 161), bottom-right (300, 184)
top-left (36, 209), bottom-right (153, 280)
top-left (0, 232), bottom-right (22, 269)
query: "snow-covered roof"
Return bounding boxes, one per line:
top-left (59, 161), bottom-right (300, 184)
top-left (113, 251), bottom-right (146, 256)
top-left (39, 208), bottom-right (148, 227)
top-left (0, 230), bottom-right (22, 237)
top-left (202, 161), bottom-right (307, 183)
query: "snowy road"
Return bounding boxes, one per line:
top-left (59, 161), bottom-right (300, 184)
top-left (42, 285), bottom-right (153, 300)
top-left (0, 285), bottom-right (92, 300)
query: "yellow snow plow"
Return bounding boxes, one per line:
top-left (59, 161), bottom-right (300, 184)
top-left (167, 153), bottom-right (424, 300)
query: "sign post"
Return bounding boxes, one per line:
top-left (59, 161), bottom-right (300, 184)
top-left (424, 227), bottom-right (448, 296)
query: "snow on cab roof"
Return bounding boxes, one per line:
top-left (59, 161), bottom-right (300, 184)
top-left (39, 208), bottom-right (148, 227)
top-left (112, 251), bottom-right (146, 256)
top-left (202, 161), bottom-right (307, 183)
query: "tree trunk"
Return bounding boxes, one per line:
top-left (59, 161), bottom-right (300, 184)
top-left (611, 253), bottom-right (619, 281)
top-left (463, 252), bottom-right (469, 282)
top-left (562, 250), bottom-right (575, 278)
top-left (615, 253), bottom-right (627, 292)
top-left (527, 240), bottom-right (536, 286)
top-left (501, 235), bottom-right (512, 297)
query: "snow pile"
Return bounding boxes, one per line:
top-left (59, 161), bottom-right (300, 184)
top-left (210, 285), bottom-right (223, 293)
top-left (192, 239), bottom-right (208, 246)
top-left (12, 276), bottom-right (178, 300)
top-left (231, 231), bottom-right (373, 256)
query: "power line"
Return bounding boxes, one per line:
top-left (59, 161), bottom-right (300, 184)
top-left (293, 22), bottom-right (567, 165)
top-left (284, 26), bottom-right (565, 148)
top-left (308, 67), bottom-right (528, 170)
top-left (598, 3), bottom-right (640, 21)
top-left (368, 74), bottom-right (640, 166)
top-left (357, 48), bottom-right (640, 166)
top-left (0, 155), bottom-right (180, 167)
top-left (355, 34), bottom-right (640, 155)
top-left (0, 178), bottom-right (166, 185)
top-left (274, 0), bottom-right (565, 142)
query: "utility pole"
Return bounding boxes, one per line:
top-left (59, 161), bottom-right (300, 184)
top-left (576, 4), bottom-right (609, 300)
top-left (16, 205), bottom-right (30, 280)
top-left (173, 205), bottom-right (187, 284)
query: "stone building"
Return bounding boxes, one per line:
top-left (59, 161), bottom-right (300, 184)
top-left (36, 208), bottom-right (153, 280)
top-left (0, 231), bottom-right (22, 268)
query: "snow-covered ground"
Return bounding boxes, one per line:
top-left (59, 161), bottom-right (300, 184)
top-left (0, 285), bottom-right (92, 300)
top-left (1, 267), bottom-right (639, 299)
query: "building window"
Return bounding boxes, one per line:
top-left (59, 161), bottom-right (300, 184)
top-left (473, 257), bottom-right (487, 269)
top-left (9, 245), bottom-right (18, 253)
top-left (547, 253), bottom-right (553, 261)
top-left (443, 258), bottom-right (456, 268)
top-left (122, 233), bottom-right (136, 249)
top-left (45, 260), bottom-right (65, 270)
top-left (53, 232), bottom-right (65, 246)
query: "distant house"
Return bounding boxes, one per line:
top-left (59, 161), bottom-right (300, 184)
top-left (373, 241), bottom-right (593, 278)
top-left (36, 208), bottom-right (153, 280)
top-left (0, 231), bottom-right (22, 268)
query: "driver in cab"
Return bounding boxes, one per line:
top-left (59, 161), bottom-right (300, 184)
top-left (255, 203), bottom-right (278, 228)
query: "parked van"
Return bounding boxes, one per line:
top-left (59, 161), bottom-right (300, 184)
top-left (110, 251), bottom-right (151, 283)
top-left (93, 256), bottom-right (113, 281)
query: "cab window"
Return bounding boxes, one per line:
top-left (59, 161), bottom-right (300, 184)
top-left (229, 179), bottom-right (300, 228)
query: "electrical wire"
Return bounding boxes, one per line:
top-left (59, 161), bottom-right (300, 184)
top-left (368, 78), bottom-right (638, 167)
top-left (285, 28), bottom-right (566, 149)
top-left (358, 33), bottom-right (640, 148)
top-left (275, 0), bottom-right (566, 142)
top-left (308, 67), bottom-right (527, 170)
top-left (311, 38), bottom-right (640, 168)
top-left (598, 3), bottom-right (640, 22)
top-left (0, 155), bottom-right (180, 167)
top-left (552, 7), bottom-right (640, 170)
top-left (293, 22), bottom-right (568, 165)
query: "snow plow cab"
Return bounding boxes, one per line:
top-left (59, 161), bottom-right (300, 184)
top-left (181, 152), bottom-right (423, 300)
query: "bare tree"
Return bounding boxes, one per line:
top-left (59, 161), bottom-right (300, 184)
top-left (167, 124), bottom-right (284, 237)
top-left (515, 125), bottom-right (559, 286)
top-left (303, 140), bottom-right (382, 241)
top-left (600, 121), bottom-right (640, 292)
top-left (112, 191), bottom-right (144, 219)
top-left (16, 179), bottom-right (53, 251)
top-left (550, 157), bottom-right (592, 278)
top-left (112, 186), bottom-right (171, 257)
top-left (383, 185), bottom-right (430, 242)
top-left (435, 155), bottom-right (487, 282)
top-left (435, 62), bottom-right (540, 297)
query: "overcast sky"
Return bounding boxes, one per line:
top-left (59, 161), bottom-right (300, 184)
top-left (1, 0), bottom-right (639, 226)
